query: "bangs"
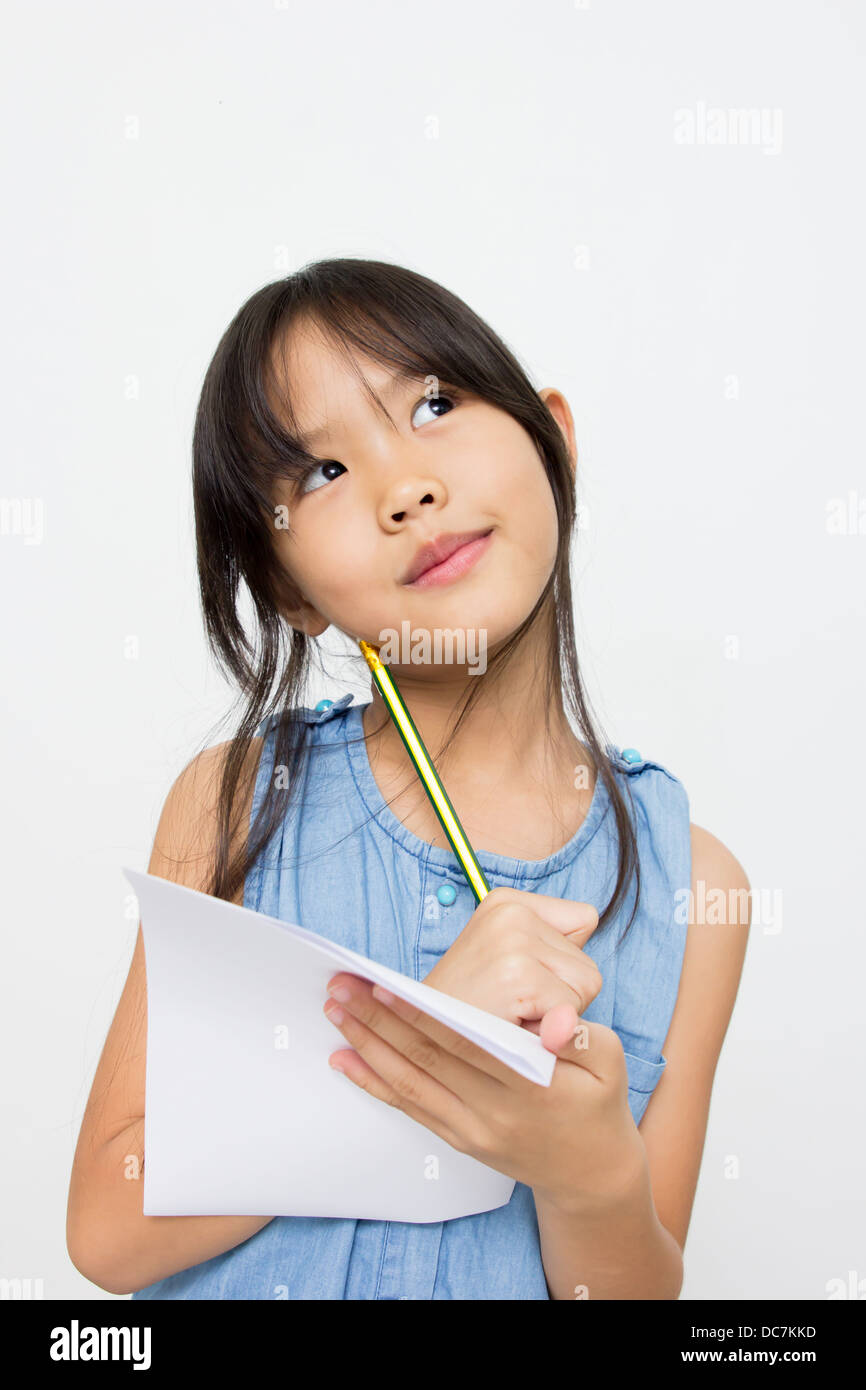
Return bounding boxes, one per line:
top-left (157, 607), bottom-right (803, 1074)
top-left (234, 269), bottom-right (532, 504)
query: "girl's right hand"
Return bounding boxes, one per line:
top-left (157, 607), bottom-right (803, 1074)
top-left (423, 884), bottom-right (602, 1036)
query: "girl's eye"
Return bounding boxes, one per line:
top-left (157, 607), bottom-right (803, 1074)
top-left (295, 392), bottom-right (460, 496)
top-left (411, 392), bottom-right (458, 428)
top-left (297, 460), bottom-right (347, 496)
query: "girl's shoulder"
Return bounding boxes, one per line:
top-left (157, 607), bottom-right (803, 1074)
top-left (255, 691), bottom-right (356, 738)
top-left (603, 742), bottom-right (686, 789)
top-left (602, 742), bottom-right (690, 814)
top-left (601, 741), bottom-right (692, 886)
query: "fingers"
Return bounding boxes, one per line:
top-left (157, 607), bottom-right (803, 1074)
top-left (542, 1010), bottom-right (626, 1084)
top-left (488, 892), bottom-right (604, 1020)
top-left (356, 978), bottom-right (526, 1089)
top-left (482, 885), bottom-right (599, 947)
top-left (522, 999), bottom-right (623, 1083)
top-left (536, 942), bottom-right (604, 1014)
top-left (528, 890), bottom-right (600, 945)
top-left (539, 1002), bottom-right (580, 1054)
top-left (508, 955), bottom-right (599, 1036)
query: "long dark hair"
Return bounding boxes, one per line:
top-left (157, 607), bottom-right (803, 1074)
top-left (191, 257), bottom-right (641, 944)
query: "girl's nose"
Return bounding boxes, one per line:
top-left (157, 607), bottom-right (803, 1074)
top-left (378, 474), bottom-right (447, 532)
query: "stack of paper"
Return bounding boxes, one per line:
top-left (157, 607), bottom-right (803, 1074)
top-left (123, 867), bottom-right (557, 1224)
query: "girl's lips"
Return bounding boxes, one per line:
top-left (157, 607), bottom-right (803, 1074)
top-left (405, 529), bottom-right (494, 589)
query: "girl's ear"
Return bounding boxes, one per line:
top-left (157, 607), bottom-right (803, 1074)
top-left (284, 599), bottom-right (330, 638)
top-left (292, 609), bottom-right (330, 638)
top-left (538, 387), bottom-right (577, 477)
top-left (272, 572), bottom-right (330, 637)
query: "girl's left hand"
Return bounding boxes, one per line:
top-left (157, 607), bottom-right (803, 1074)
top-left (323, 973), bottom-right (647, 1211)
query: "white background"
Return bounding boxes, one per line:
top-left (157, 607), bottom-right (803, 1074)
top-left (2, 0), bottom-right (863, 1300)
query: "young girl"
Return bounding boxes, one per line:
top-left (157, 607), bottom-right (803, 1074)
top-left (67, 257), bottom-right (750, 1300)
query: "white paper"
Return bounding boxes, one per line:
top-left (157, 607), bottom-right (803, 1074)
top-left (123, 867), bottom-right (556, 1224)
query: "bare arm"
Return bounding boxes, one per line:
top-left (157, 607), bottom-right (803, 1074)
top-left (66, 736), bottom-right (272, 1296)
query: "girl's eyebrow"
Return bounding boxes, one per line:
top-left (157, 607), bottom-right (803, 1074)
top-left (294, 368), bottom-right (431, 453)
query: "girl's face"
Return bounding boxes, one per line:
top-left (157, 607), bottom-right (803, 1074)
top-left (267, 317), bottom-right (575, 663)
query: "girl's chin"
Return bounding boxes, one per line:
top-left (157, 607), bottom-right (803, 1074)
top-left (346, 596), bottom-right (528, 655)
top-left (354, 615), bottom-right (527, 673)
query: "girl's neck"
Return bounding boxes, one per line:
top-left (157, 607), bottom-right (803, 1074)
top-left (359, 668), bottom-right (596, 862)
top-left (360, 647), bottom-right (589, 804)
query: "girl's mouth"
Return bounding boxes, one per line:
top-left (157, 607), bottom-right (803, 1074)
top-left (405, 529), bottom-right (494, 589)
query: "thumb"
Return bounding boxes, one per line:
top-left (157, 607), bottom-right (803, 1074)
top-left (538, 1009), bottom-right (623, 1089)
top-left (538, 1001), bottom-right (582, 1054)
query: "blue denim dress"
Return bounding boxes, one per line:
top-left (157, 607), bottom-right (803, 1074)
top-left (133, 693), bottom-right (691, 1300)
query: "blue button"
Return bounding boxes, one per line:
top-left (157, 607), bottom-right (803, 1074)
top-left (437, 883), bottom-right (457, 906)
top-left (314, 698), bottom-right (334, 712)
top-left (621, 747), bottom-right (642, 764)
